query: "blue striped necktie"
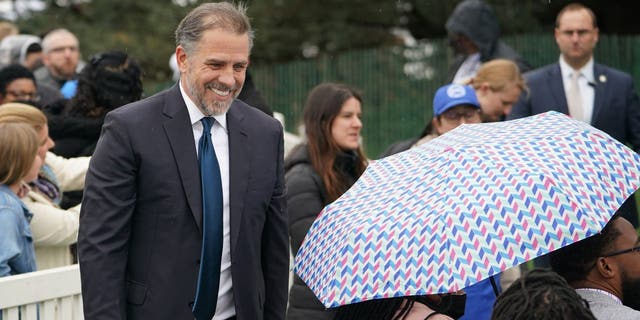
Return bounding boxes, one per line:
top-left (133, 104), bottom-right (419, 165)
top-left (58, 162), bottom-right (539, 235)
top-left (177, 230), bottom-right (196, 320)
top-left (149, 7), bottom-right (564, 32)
top-left (192, 117), bottom-right (224, 320)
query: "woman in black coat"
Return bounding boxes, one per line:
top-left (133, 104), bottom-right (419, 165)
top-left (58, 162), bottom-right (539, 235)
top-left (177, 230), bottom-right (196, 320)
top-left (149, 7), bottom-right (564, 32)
top-left (45, 50), bottom-right (143, 158)
top-left (285, 83), bottom-right (368, 320)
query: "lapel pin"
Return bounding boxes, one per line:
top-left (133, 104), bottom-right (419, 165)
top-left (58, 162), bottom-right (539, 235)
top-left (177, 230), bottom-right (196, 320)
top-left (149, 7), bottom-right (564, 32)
top-left (599, 74), bottom-right (607, 83)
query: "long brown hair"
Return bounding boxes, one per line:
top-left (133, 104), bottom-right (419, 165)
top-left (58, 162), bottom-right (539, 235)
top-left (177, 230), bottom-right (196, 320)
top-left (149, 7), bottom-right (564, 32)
top-left (303, 83), bottom-right (367, 202)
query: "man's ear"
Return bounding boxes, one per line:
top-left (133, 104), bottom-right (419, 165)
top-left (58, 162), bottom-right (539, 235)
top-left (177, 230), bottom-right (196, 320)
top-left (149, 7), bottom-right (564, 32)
top-left (175, 46), bottom-right (188, 74)
top-left (41, 53), bottom-right (51, 67)
top-left (595, 257), bottom-right (616, 279)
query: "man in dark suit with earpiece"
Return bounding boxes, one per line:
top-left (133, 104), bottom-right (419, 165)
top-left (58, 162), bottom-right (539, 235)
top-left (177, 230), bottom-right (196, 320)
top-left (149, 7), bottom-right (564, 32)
top-left (509, 3), bottom-right (640, 227)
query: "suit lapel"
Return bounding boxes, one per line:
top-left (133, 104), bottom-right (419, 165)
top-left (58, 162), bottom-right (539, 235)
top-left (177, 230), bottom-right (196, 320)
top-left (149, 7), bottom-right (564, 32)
top-left (591, 64), bottom-right (607, 125)
top-left (548, 64), bottom-right (569, 114)
top-left (227, 101), bottom-right (249, 254)
top-left (162, 85), bottom-right (203, 231)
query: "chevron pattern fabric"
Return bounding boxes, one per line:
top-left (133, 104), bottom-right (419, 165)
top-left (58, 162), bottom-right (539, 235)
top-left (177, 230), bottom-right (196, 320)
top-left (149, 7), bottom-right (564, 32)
top-left (294, 111), bottom-right (640, 308)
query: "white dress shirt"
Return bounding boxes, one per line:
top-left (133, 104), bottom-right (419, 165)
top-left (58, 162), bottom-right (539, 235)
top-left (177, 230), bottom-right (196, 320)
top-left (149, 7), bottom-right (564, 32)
top-left (559, 55), bottom-right (595, 123)
top-left (180, 82), bottom-right (235, 320)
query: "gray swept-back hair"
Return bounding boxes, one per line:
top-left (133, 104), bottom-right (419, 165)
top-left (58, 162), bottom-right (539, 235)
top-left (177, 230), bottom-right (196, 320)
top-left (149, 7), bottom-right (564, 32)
top-left (175, 2), bottom-right (254, 55)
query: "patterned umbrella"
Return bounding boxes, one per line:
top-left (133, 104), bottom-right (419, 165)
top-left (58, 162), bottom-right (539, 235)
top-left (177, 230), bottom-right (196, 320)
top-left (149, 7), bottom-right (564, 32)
top-left (294, 111), bottom-right (640, 308)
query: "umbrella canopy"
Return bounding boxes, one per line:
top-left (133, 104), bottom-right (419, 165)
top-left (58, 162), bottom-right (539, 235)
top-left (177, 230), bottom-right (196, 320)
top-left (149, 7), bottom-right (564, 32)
top-left (294, 111), bottom-right (640, 308)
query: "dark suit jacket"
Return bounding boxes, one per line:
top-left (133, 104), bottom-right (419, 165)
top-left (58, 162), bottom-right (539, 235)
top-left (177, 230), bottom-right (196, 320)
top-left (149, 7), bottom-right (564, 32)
top-left (509, 62), bottom-right (640, 225)
top-left (78, 84), bottom-right (289, 320)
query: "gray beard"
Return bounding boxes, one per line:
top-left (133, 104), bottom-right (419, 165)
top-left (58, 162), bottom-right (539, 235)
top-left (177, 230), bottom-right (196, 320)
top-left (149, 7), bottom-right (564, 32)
top-left (200, 99), bottom-right (232, 117)
top-left (186, 77), bottom-right (235, 116)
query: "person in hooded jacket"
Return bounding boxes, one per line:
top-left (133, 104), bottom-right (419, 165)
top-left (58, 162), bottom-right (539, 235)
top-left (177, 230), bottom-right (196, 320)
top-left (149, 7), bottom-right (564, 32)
top-left (0, 36), bottom-right (63, 107)
top-left (286, 83), bottom-right (367, 320)
top-left (445, 0), bottom-right (531, 84)
top-left (0, 34), bottom-right (43, 71)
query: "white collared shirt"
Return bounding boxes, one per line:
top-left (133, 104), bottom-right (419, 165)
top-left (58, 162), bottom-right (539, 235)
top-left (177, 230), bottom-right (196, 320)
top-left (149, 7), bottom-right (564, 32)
top-left (179, 82), bottom-right (235, 320)
top-left (559, 55), bottom-right (595, 123)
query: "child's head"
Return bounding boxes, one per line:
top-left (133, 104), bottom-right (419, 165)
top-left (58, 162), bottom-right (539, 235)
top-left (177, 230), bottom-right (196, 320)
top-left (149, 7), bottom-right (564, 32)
top-left (0, 122), bottom-right (40, 186)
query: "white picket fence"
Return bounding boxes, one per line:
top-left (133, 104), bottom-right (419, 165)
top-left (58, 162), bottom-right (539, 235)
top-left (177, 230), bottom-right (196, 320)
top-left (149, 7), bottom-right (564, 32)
top-left (0, 265), bottom-right (83, 320)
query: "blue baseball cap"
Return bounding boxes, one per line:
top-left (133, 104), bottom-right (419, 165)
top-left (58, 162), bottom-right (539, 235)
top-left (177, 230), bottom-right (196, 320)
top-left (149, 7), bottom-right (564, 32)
top-left (433, 84), bottom-right (480, 117)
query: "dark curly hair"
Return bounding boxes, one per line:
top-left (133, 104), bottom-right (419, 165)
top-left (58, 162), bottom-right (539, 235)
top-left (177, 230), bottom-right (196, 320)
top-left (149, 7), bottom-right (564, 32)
top-left (491, 269), bottom-right (597, 320)
top-left (68, 50), bottom-right (142, 118)
top-left (549, 214), bottom-right (622, 284)
top-left (0, 64), bottom-right (35, 96)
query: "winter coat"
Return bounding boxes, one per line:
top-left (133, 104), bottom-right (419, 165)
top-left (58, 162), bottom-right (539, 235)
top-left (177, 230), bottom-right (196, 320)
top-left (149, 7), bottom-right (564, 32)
top-left (285, 144), bottom-right (361, 320)
top-left (44, 99), bottom-right (104, 158)
top-left (22, 152), bottom-right (89, 270)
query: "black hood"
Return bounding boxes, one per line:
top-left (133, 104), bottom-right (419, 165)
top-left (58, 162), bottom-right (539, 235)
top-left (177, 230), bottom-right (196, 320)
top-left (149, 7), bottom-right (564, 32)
top-left (445, 0), bottom-right (500, 59)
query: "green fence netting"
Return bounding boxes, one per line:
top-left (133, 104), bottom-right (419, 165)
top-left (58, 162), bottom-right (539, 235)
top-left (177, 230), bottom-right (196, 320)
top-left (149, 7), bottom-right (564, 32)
top-left (251, 33), bottom-right (640, 158)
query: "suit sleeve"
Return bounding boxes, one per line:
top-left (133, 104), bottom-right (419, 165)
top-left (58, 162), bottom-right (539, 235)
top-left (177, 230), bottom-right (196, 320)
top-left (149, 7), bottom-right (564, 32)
top-left (78, 112), bottom-right (137, 320)
top-left (262, 124), bottom-right (290, 320)
top-left (624, 78), bottom-right (640, 152)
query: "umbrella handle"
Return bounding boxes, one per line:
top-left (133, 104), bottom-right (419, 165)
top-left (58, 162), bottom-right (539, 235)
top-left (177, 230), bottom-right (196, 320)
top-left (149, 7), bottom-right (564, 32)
top-left (489, 276), bottom-right (500, 297)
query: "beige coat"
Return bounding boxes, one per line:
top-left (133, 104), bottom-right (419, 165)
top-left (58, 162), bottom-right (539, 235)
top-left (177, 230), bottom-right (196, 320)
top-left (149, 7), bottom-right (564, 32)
top-left (22, 152), bottom-right (89, 270)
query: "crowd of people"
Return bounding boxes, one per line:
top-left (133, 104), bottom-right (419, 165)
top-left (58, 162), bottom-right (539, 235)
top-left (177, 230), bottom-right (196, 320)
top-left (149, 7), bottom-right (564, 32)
top-left (0, 1), bottom-right (639, 320)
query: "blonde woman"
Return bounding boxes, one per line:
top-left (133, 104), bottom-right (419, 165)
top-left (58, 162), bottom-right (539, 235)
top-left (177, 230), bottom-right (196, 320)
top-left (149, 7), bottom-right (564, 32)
top-left (0, 122), bottom-right (41, 276)
top-left (382, 60), bottom-right (526, 158)
top-left (0, 102), bottom-right (90, 269)
top-left (464, 59), bottom-right (527, 122)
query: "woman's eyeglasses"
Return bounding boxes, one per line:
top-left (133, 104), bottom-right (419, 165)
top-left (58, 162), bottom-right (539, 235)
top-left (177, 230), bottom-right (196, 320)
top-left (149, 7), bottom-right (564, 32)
top-left (440, 109), bottom-right (480, 121)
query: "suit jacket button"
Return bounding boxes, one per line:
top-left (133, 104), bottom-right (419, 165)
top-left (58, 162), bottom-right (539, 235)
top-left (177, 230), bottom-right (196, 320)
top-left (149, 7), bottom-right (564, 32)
top-left (196, 259), bottom-right (200, 265)
top-left (188, 301), bottom-right (194, 307)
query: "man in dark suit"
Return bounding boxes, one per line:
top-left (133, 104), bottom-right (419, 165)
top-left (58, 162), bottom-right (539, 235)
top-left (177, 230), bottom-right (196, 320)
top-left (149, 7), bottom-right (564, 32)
top-left (509, 3), bottom-right (640, 227)
top-left (78, 3), bottom-right (289, 320)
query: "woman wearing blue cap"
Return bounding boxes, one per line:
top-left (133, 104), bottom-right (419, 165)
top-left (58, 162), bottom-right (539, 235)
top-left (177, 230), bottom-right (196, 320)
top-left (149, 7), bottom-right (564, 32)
top-left (375, 83), bottom-right (504, 319)
top-left (381, 83), bottom-right (482, 156)
top-left (417, 83), bottom-right (482, 144)
top-left (426, 86), bottom-right (502, 320)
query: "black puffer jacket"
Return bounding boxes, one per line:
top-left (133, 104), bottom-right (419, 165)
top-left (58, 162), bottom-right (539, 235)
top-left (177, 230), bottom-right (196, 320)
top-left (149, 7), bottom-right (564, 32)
top-left (44, 99), bottom-right (104, 209)
top-left (44, 99), bottom-right (104, 158)
top-left (285, 144), bottom-right (361, 320)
